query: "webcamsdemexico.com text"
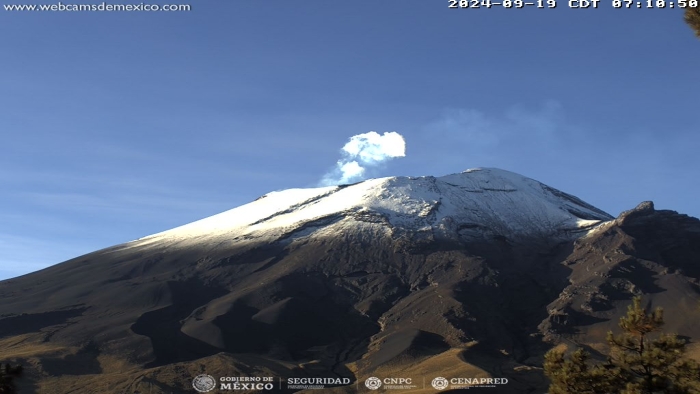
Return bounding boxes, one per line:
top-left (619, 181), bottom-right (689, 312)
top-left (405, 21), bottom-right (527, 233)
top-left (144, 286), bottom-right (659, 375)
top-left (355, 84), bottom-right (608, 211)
top-left (3, 2), bottom-right (191, 12)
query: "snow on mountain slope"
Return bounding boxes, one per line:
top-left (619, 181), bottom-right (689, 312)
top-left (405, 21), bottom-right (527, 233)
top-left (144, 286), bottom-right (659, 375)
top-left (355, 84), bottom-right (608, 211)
top-left (135, 168), bottom-right (613, 248)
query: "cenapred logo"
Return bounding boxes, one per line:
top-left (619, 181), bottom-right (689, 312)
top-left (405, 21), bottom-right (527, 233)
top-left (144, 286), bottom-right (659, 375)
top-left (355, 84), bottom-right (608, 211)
top-left (431, 377), bottom-right (449, 390)
top-left (365, 377), bottom-right (382, 390)
top-left (431, 376), bottom-right (509, 390)
top-left (192, 374), bottom-right (216, 393)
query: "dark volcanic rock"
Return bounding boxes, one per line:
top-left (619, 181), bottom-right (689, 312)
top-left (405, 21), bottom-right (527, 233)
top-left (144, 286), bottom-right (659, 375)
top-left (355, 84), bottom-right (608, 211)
top-left (540, 202), bottom-right (700, 348)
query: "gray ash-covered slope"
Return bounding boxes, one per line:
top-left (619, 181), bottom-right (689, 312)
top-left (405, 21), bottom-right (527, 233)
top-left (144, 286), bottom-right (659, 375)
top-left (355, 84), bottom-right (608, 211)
top-left (0, 168), bottom-right (698, 394)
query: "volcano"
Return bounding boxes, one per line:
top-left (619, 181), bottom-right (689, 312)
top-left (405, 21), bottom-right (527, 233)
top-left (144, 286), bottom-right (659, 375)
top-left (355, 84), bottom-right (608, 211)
top-left (1, 168), bottom-right (699, 394)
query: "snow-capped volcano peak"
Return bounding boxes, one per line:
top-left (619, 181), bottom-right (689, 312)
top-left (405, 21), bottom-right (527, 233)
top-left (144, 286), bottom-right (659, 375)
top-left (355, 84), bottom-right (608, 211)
top-left (137, 168), bottom-right (612, 247)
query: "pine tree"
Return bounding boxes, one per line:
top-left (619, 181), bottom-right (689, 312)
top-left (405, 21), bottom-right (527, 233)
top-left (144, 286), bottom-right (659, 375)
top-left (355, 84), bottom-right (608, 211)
top-left (544, 347), bottom-right (618, 394)
top-left (0, 363), bottom-right (23, 394)
top-left (544, 296), bottom-right (700, 394)
top-left (686, 6), bottom-right (700, 38)
top-left (607, 297), bottom-right (700, 394)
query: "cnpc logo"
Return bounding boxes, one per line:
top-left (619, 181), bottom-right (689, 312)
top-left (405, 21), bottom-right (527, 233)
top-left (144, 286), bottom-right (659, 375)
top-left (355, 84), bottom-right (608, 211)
top-left (365, 377), bottom-right (382, 390)
top-left (365, 377), bottom-right (414, 390)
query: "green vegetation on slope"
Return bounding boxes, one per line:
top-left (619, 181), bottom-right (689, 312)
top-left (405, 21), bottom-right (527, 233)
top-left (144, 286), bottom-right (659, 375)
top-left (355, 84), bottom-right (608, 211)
top-left (545, 296), bottom-right (700, 394)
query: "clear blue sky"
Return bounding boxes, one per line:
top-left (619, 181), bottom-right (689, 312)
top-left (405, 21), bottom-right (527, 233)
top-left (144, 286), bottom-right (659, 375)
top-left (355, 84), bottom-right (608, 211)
top-left (1, 1), bottom-right (698, 280)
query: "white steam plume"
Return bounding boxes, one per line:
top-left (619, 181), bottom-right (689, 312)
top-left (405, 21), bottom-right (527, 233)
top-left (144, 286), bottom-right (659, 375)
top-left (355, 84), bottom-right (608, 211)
top-left (320, 131), bottom-right (406, 186)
